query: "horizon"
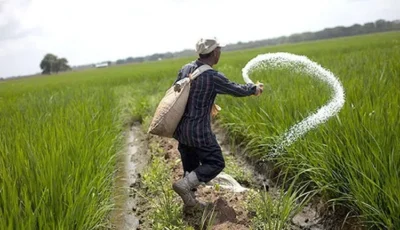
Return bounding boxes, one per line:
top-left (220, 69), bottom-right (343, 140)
top-left (1, 0), bottom-right (400, 78)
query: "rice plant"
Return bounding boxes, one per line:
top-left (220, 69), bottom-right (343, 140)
top-left (0, 31), bottom-right (398, 229)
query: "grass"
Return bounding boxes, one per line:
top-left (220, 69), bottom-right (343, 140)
top-left (0, 31), bottom-right (399, 229)
top-left (138, 141), bottom-right (186, 230)
top-left (248, 174), bottom-right (316, 230)
top-left (216, 32), bottom-right (400, 228)
top-left (0, 63), bottom-right (176, 229)
top-left (0, 86), bottom-right (121, 229)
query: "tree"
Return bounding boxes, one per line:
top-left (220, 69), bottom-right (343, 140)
top-left (54, 58), bottom-right (71, 73)
top-left (375, 19), bottom-right (389, 32)
top-left (363, 22), bottom-right (376, 33)
top-left (126, 57), bottom-right (135, 63)
top-left (116, 59), bottom-right (125, 65)
top-left (39, 54), bottom-right (71, 74)
top-left (40, 53), bottom-right (57, 74)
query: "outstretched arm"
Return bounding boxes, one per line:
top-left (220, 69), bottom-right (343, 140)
top-left (213, 72), bottom-right (258, 97)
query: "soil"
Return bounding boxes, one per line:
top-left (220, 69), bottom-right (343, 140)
top-left (155, 132), bottom-right (255, 230)
top-left (123, 122), bottom-right (365, 230)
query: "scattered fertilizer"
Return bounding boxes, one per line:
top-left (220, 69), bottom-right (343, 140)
top-left (242, 52), bottom-right (345, 156)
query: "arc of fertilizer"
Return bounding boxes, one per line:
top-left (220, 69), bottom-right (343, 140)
top-left (242, 52), bottom-right (345, 156)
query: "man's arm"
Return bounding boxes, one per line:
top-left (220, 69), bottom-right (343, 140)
top-left (213, 72), bottom-right (258, 97)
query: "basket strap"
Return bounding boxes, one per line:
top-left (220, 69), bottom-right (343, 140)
top-left (188, 64), bottom-right (212, 81)
top-left (173, 64), bottom-right (213, 92)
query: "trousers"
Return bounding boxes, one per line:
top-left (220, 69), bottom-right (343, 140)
top-left (177, 142), bottom-right (225, 183)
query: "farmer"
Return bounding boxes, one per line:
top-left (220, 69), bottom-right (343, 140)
top-left (172, 37), bottom-right (263, 211)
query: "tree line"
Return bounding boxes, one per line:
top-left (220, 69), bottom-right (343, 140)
top-left (223, 19), bottom-right (400, 52)
top-left (112, 19), bottom-right (400, 66)
top-left (51, 18), bottom-right (399, 72)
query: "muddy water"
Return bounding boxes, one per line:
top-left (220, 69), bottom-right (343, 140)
top-left (111, 124), bottom-right (149, 230)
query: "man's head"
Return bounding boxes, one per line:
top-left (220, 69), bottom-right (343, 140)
top-left (195, 37), bottom-right (224, 65)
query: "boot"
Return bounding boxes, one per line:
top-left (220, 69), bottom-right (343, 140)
top-left (184, 171), bottom-right (197, 198)
top-left (173, 171), bottom-right (203, 208)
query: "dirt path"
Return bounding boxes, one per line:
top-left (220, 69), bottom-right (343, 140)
top-left (118, 123), bottom-right (361, 230)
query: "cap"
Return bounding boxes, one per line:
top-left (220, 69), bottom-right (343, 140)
top-left (195, 37), bottom-right (225, 55)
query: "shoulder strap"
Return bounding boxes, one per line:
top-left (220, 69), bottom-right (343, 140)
top-left (189, 64), bottom-right (212, 81)
top-left (173, 64), bottom-right (212, 92)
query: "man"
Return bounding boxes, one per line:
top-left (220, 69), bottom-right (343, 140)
top-left (172, 37), bottom-right (263, 211)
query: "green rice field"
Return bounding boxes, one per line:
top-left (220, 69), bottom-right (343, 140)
top-left (0, 31), bottom-right (399, 229)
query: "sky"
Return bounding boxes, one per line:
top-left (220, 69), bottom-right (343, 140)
top-left (0, 0), bottom-right (399, 78)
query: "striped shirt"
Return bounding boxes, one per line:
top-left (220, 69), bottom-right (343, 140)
top-left (172, 60), bottom-right (257, 147)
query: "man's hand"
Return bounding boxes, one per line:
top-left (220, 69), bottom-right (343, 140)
top-left (211, 104), bottom-right (221, 117)
top-left (254, 81), bottom-right (264, 96)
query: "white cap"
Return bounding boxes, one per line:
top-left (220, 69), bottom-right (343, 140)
top-left (195, 37), bottom-right (225, 55)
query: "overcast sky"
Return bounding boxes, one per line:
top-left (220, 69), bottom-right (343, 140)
top-left (0, 0), bottom-right (399, 78)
